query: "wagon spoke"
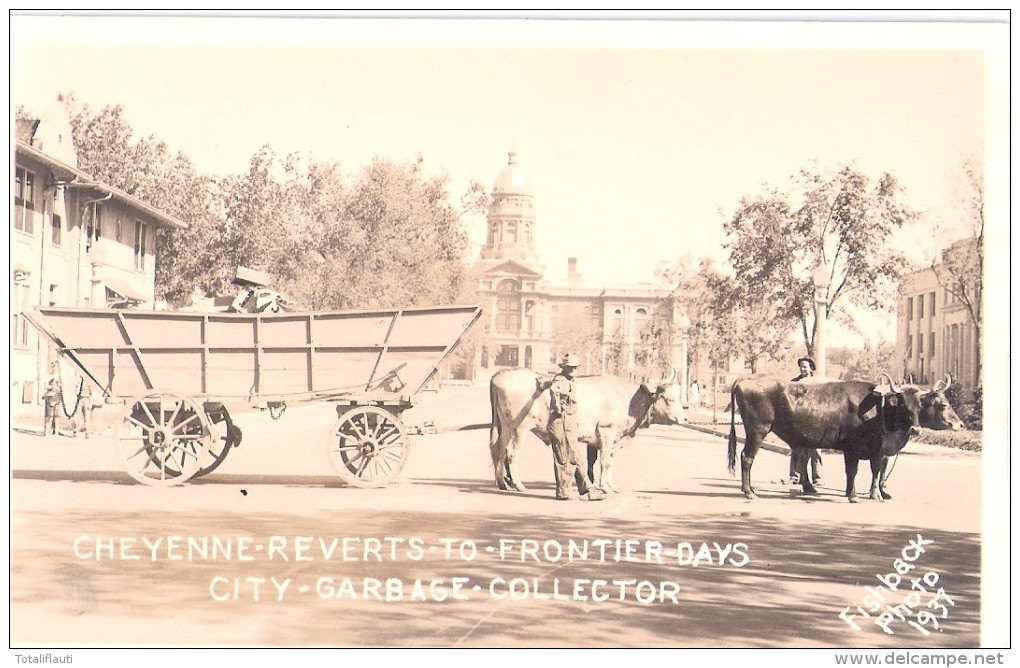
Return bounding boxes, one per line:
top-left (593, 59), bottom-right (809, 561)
top-left (355, 456), bottom-right (372, 479)
top-left (172, 412), bottom-right (203, 434)
top-left (376, 424), bottom-right (399, 442)
top-left (139, 401), bottom-right (159, 428)
top-left (125, 414), bottom-right (154, 432)
top-left (174, 433), bottom-right (206, 442)
top-left (167, 399), bottom-right (184, 430)
top-left (344, 419), bottom-right (369, 441)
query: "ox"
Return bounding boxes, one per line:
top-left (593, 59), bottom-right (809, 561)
top-left (489, 368), bottom-right (686, 495)
top-left (864, 374), bottom-right (964, 499)
top-left (726, 376), bottom-right (925, 503)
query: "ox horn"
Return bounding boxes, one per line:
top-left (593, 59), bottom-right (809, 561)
top-left (934, 373), bottom-right (952, 393)
top-left (878, 372), bottom-right (899, 393)
top-left (647, 366), bottom-right (677, 391)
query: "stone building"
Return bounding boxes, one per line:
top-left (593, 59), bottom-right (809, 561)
top-left (472, 149), bottom-right (688, 388)
top-left (12, 100), bottom-right (187, 425)
top-left (895, 237), bottom-right (981, 387)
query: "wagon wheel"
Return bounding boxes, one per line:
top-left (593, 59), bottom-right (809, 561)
top-left (194, 404), bottom-right (242, 478)
top-left (327, 406), bottom-right (410, 488)
top-left (117, 392), bottom-right (213, 486)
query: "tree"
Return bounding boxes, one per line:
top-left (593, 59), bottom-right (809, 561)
top-left (547, 303), bottom-right (602, 374)
top-left (929, 154), bottom-right (983, 387)
top-left (66, 98), bottom-right (224, 306)
top-left (724, 162), bottom-right (916, 360)
top-left (66, 98), bottom-right (475, 311)
top-left (839, 340), bottom-right (898, 381)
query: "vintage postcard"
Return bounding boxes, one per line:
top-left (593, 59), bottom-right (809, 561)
top-left (8, 11), bottom-right (1011, 659)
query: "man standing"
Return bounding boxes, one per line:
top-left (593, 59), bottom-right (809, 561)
top-left (42, 377), bottom-right (61, 435)
top-left (548, 353), bottom-right (605, 501)
top-left (789, 356), bottom-right (823, 485)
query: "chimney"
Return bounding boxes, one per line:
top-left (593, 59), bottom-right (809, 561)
top-left (567, 257), bottom-right (580, 283)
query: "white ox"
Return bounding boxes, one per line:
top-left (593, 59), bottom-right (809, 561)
top-left (488, 367), bottom-right (686, 493)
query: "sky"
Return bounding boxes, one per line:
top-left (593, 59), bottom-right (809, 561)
top-left (10, 13), bottom-right (1009, 346)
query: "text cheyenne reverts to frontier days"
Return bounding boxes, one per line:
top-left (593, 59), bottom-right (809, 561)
top-left (72, 535), bottom-right (751, 567)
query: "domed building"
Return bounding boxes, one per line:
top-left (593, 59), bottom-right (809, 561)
top-left (472, 149), bottom-right (688, 385)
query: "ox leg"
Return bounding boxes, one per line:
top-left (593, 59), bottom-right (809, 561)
top-left (740, 432), bottom-right (767, 499)
top-left (796, 451), bottom-right (818, 495)
top-left (587, 443), bottom-right (600, 490)
top-left (490, 429), bottom-right (510, 491)
top-left (595, 429), bottom-right (620, 493)
top-left (843, 454), bottom-right (860, 503)
top-left (504, 432), bottom-right (528, 492)
top-left (869, 457), bottom-right (892, 501)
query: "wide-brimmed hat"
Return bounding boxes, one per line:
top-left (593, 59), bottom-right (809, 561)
top-left (797, 356), bottom-right (816, 371)
top-left (559, 352), bottom-right (581, 368)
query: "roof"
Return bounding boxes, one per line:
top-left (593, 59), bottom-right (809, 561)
top-left (15, 117), bottom-right (40, 143)
top-left (15, 139), bottom-right (188, 230)
top-left (491, 148), bottom-right (533, 197)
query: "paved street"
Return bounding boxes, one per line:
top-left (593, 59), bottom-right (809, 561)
top-left (10, 386), bottom-right (988, 648)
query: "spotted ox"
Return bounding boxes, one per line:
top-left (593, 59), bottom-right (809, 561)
top-left (727, 376), bottom-right (926, 503)
top-left (489, 367), bottom-right (686, 494)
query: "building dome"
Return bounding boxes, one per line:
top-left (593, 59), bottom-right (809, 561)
top-left (492, 148), bottom-right (532, 196)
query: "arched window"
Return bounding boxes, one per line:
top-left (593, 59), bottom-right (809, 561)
top-left (634, 307), bottom-right (649, 336)
top-left (496, 279), bottom-right (521, 332)
top-left (611, 307), bottom-right (624, 335)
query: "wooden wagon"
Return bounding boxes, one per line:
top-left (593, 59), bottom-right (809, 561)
top-left (25, 304), bottom-right (482, 487)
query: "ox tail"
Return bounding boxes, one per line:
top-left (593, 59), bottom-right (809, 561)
top-left (727, 381), bottom-right (739, 476)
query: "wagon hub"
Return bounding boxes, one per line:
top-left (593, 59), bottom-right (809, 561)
top-left (149, 428), bottom-right (170, 449)
top-left (359, 439), bottom-right (379, 458)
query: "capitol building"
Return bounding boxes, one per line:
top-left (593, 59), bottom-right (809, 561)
top-left (471, 149), bottom-right (688, 384)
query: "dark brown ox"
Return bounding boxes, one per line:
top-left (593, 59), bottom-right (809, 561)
top-left (489, 368), bottom-right (686, 494)
top-left (727, 376), bottom-right (924, 503)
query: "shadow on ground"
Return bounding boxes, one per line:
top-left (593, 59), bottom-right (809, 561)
top-left (11, 499), bottom-right (980, 649)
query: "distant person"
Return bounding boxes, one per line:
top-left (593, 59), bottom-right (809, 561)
top-left (689, 379), bottom-right (700, 409)
top-left (792, 356), bottom-right (815, 382)
top-left (789, 357), bottom-right (822, 485)
top-left (42, 377), bottom-right (61, 435)
top-left (75, 379), bottom-right (94, 438)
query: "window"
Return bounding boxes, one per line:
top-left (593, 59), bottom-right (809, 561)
top-left (506, 221), bottom-right (517, 243)
top-left (14, 167), bottom-right (35, 234)
top-left (134, 221), bottom-right (148, 270)
top-left (86, 205), bottom-right (103, 251)
top-left (906, 297), bottom-right (913, 320)
top-left (929, 332), bottom-right (935, 357)
top-left (495, 345), bottom-right (519, 367)
top-left (48, 284), bottom-right (59, 307)
top-left (612, 308), bottom-right (624, 334)
top-left (495, 279), bottom-right (521, 332)
top-left (634, 308), bottom-right (649, 336)
top-left (918, 334), bottom-right (924, 357)
top-left (524, 300), bottom-right (535, 333)
top-left (929, 292), bottom-right (936, 315)
top-left (918, 295), bottom-right (924, 319)
top-left (51, 215), bottom-right (62, 247)
top-left (11, 281), bottom-right (31, 349)
top-left (905, 334), bottom-right (913, 360)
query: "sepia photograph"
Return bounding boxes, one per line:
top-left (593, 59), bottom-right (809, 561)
top-left (8, 11), bottom-right (1011, 659)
